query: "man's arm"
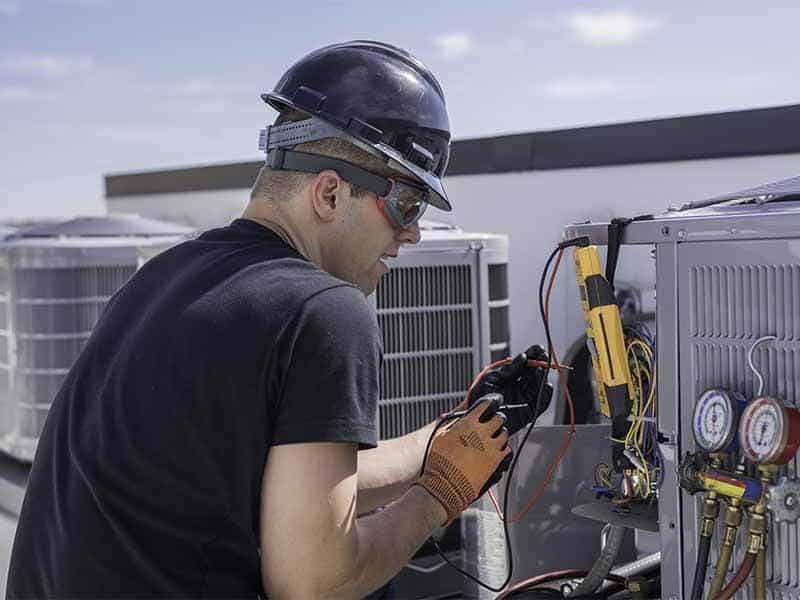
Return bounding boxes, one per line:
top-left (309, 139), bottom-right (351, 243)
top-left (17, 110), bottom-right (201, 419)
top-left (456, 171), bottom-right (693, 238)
top-left (260, 441), bottom-right (446, 600)
top-left (356, 421), bottom-right (435, 515)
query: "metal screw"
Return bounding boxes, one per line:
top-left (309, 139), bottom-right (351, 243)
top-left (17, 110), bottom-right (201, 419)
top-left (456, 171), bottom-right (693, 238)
top-left (730, 227), bottom-right (737, 235)
top-left (677, 229), bottom-right (687, 239)
top-left (785, 493), bottom-right (797, 510)
top-left (661, 226), bottom-right (670, 236)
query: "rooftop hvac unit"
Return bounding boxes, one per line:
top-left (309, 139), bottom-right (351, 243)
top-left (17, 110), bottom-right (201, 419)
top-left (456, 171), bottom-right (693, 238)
top-left (374, 222), bottom-right (509, 440)
top-left (565, 175), bottom-right (800, 600)
top-left (0, 215), bottom-right (192, 463)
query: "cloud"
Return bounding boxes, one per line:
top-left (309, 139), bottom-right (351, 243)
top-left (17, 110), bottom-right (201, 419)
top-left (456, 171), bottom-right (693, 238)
top-left (433, 33), bottom-right (473, 60)
top-left (537, 78), bottom-right (624, 99)
top-left (565, 10), bottom-right (661, 45)
top-left (0, 0), bottom-right (21, 15)
top-left (0, 54), bottom-right (95, 78)
top-left (0, 85), bottom-right (61, 103)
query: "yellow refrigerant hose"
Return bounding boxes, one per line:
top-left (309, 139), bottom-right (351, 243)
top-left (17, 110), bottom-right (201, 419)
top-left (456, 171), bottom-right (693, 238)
top-left (708, 498), bottom-right (742, 599)
top-left (754, 545), bottom-right (766, 600)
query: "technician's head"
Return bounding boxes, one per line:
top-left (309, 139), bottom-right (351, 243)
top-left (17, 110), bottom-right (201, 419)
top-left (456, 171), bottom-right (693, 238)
top-left (247, 40), bottom-right (452, 296)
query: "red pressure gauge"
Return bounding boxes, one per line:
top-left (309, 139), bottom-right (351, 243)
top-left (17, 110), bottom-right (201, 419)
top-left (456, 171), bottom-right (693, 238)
top-left (739, 397), bottom-right (800, 465)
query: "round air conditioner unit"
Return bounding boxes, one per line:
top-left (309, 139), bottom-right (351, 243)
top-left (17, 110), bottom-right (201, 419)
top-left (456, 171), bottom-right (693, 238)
top-left (0, 215), bottom-right (192, 462)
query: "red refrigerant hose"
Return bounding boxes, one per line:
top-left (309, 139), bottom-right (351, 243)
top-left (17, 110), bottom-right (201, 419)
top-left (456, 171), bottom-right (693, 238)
top-left (715, 552), bottom-right (756, 600)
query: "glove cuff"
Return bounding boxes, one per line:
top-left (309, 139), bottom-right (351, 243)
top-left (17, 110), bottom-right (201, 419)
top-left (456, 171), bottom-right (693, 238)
top-left (417, 452), bottom-right (475, 526)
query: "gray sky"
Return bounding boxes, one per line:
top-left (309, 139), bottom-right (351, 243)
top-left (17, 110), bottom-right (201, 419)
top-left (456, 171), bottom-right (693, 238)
top-left (2, 0), bottom-right (800, 221)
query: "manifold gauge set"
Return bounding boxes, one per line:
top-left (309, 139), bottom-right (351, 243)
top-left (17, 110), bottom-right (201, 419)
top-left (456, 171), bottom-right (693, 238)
top-left (680, 385), bottom-right (800, 600)
top-left (692, 388), bottom-right (800, 466)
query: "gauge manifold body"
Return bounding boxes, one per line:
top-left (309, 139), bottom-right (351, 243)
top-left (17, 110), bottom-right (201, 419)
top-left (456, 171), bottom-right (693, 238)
top-left (739, 396), bottom-right (800, 465)
top-left (693, 389), bottom-right (745, 453)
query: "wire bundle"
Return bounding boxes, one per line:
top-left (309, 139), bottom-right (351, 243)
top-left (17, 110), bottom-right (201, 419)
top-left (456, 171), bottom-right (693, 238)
top-left (607, 321), bottom-right (661, 501)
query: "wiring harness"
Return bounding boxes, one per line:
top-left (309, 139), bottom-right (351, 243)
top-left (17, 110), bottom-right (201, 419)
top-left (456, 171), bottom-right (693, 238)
top-left (593, 321), bottom-right (661, 505)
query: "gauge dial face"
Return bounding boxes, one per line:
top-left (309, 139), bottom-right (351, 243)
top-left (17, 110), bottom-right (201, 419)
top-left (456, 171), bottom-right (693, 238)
top-left (740, 397), bottom-right (786, 464)
top-left (693, 390), bottom-right (736, 452)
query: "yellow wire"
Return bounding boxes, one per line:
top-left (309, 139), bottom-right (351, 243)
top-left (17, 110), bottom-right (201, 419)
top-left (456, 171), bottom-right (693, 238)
top-left (622, 338), bottom-right (657, 497)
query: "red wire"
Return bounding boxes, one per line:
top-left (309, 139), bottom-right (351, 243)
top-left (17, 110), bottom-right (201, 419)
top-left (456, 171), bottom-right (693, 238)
top-left (494, 569), bottom-right (589, 600)
top-left (486, 248), bottom-right (576, 523)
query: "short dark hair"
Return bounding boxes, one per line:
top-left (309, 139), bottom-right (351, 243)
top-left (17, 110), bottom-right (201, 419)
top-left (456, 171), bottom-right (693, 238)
top-left (250, 109), bottom-right (399, 203)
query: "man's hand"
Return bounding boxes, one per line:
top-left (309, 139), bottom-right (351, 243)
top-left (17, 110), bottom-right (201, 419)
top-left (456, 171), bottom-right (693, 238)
top-left (416, 395), bottom-right (512, 526)
top-left (469, 345), bottom-right (553, 435)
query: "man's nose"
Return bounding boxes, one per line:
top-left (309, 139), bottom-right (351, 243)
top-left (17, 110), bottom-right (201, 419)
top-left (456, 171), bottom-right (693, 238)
top-left (396, 221), bottom-right (421, 245)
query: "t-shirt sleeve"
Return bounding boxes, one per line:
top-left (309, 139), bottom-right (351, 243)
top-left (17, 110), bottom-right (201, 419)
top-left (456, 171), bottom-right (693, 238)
top-left (272, 284), bottom-right (381, 449)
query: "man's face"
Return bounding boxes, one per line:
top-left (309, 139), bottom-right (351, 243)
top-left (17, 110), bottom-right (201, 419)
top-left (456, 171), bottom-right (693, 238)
top-left (327, 183), bottom-right (421, 296)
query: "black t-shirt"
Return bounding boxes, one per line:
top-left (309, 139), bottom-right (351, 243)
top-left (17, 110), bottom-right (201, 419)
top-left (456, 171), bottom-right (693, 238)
top-left (7, 219), bottom-right (381, 598)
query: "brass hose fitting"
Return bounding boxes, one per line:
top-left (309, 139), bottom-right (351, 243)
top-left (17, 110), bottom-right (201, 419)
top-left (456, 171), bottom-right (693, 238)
top-left (701, 455), bottom-right (724, 536)
top-left (700, 495), bottom-right (721, 537)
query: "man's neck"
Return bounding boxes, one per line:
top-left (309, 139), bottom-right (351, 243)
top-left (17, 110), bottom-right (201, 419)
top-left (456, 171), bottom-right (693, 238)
top-left (241, 206), bottom-right (320, 266)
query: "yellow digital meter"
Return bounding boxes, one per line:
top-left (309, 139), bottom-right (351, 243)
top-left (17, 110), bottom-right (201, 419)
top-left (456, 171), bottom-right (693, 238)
top-left (573, 244), bottom-right (634, 469)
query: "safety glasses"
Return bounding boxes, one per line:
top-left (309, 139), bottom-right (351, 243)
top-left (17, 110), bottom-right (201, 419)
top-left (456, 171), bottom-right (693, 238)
top-left (265, 149), bottom-right (430, 230)
top-left (376, 177), bottom-right (429, 229)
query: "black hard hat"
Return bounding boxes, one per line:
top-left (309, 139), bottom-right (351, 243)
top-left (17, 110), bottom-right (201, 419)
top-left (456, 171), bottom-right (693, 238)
top-left (262, 40), bottom-right (452, 211)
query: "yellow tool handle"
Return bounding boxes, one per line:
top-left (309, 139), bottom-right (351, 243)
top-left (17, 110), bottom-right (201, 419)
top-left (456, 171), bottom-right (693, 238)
top-left (574, 245), bottom-right (634, 470)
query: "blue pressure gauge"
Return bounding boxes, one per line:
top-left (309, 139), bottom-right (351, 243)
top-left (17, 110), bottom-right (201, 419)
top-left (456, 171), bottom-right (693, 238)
top-left (692, 389), bottom-right (746, 453)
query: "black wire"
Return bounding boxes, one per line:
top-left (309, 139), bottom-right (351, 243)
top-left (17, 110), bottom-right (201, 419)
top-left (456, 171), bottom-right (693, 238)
top-left (422, 410), bottom-right (509, 592)
top-left (421, 242), bottom-right (579, 594)
top-left (419, 415), bottom-right (460, 474)
top-left (532, 245), bottom-right (562, 420)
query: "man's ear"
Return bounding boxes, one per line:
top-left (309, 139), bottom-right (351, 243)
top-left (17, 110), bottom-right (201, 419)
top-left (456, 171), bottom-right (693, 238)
top-left (310, 170), bottom-right (342, 223)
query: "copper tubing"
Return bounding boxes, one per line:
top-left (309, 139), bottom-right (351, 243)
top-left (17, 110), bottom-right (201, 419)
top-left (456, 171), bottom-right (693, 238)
top-left (754, 545), bottom-right (766, 600)
top-left (715, 552), bottom-right (756, 600)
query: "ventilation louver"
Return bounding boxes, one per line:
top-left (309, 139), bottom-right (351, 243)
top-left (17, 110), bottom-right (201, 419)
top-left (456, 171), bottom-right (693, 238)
top-left (0, 216), bottom-right (191, 462)
top-left (373, 224), bottom-right (509, 439)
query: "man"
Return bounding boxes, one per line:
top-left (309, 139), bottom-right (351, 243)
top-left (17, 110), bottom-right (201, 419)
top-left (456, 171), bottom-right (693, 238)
top-left (7, 41), bottom-right (547, 598)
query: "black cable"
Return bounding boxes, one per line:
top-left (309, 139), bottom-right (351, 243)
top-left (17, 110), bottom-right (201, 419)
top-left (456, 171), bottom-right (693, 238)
top-left (421, 409), bottom-right (510, 592)
top-left (421, 240), bottom-right (585, 594)
top-left (690, 535), bottom-right (712, 600)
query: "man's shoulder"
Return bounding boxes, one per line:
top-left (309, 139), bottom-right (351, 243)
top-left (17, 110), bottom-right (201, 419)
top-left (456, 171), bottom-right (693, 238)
top-left (234, 258), bottom-right (359, 302)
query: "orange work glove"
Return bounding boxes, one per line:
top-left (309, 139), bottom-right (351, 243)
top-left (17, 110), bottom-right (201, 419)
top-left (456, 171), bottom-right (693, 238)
top-left (415, 395), bottom-right (512, 526)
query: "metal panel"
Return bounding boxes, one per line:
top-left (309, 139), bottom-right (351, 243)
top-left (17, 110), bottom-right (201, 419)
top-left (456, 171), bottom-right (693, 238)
top-left (1, 262), bottom-right (136, 461)
top-left (0, 222), bottom-right (188, 463)
top-left (678, 239), bottom-right (800, 599)
top-left (563, 200), bottom-right (800, 245)
top-left (656, 241), bottom-right (685, 600)
top-left (374, 234), bottom-right (509, 440)
top-left (376, 255), bottom-right (478, 440)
